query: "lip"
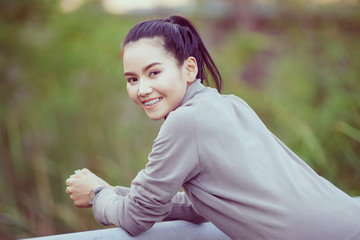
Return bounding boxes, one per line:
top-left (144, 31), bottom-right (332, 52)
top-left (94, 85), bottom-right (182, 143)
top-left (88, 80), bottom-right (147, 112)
top-left (142, 97), bottom-right (163, 110)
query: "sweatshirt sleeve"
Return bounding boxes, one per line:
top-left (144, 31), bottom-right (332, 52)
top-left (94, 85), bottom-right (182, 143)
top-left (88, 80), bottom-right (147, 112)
top-left (163, 192), bottom-right (207, 223)
top-left (92, 110), bottom-right (202, 236)
top-left (114, 186), bottom-right (206, 223)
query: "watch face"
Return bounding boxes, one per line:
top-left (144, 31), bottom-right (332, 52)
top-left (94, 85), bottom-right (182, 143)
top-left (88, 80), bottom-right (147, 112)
top-left (88, 187), bottom-right (105, 205)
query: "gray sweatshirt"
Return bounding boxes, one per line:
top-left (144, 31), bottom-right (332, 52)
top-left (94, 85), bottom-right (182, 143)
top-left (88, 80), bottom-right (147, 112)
top-left (92, 80), bottom-right (360, 239)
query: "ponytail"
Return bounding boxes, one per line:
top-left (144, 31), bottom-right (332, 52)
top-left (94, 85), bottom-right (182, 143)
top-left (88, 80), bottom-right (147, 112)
top-left (123, 15), bottom-right (224, 93)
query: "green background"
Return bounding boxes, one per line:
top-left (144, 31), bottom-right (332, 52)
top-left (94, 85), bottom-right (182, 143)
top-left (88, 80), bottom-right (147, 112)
top-left (1, 0), bottom-right (360, 238)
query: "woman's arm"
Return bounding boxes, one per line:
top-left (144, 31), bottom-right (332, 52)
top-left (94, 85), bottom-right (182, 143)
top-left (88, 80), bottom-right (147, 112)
top-left (113, 187), bottom-right (206, 223)
top-left (92, 111), bottom-right (201, 236)
top-left (67, 172), bottom-right (206, 223)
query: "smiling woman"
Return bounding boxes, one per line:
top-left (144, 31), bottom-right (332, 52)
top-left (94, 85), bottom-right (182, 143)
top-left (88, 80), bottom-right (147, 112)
top-left (123, 38), bottom-right (197, 120)
top-left (65, 15), bottom-right (360, 240)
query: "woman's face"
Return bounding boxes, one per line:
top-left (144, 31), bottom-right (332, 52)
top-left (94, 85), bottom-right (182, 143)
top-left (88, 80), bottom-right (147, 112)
top-left (123, 38), bottom-right (196, 120)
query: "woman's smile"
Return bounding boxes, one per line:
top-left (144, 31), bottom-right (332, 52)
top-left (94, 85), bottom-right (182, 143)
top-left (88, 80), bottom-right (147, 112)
top-left (143, 97), bottom-right (163, 109)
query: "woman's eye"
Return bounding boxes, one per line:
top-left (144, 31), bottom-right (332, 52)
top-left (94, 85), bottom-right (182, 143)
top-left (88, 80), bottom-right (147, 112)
top-left (149, 71), bottom-right (160, 78)
top-left (126, 77), bottom-right (137, 84)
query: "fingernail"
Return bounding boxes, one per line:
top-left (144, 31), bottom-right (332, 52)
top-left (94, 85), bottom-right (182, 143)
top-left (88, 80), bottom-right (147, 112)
top-left (74, 169), bottom-right (81, 173)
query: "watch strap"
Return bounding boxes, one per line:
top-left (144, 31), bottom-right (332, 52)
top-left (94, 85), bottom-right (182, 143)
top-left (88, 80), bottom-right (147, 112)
top-left (88, 186), bottom-right (105, 205)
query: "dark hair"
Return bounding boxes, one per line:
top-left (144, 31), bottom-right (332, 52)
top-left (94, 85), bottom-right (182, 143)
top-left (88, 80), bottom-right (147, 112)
top-left (123, 15), bottom-right (223, 93)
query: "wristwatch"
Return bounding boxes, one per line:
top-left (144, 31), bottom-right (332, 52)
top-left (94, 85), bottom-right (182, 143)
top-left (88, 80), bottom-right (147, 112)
top-left (88, 186), bottom-right (105, 205)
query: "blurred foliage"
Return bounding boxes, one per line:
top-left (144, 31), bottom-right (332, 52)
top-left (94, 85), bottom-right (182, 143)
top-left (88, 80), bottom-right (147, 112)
top-left (0, 0), bottom-right (359, 238)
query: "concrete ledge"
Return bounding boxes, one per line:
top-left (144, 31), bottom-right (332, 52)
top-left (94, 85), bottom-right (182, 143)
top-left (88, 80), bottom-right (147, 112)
top-left (353, 196), bottom-right (360, 202)
top-left (23, 220), bottom-right (230, 240)
top-left (23, 197), bottom-right (360, 240)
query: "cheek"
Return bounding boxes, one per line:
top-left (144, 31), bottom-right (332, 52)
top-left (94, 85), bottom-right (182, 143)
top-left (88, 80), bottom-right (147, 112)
top-left (127, 85), bottom-right (138, 103)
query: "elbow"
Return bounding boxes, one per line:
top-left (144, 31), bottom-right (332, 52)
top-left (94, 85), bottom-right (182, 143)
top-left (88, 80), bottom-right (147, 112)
top-left (119, 218), bottom-right (155, 237)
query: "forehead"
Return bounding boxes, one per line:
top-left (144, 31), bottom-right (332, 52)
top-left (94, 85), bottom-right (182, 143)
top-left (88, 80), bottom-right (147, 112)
top-left (123, 38), bottom-right (168, 62)
top-left (124, 37), bottom-right (164, 51)
top-left (122, 38), bottom-right (180, 74)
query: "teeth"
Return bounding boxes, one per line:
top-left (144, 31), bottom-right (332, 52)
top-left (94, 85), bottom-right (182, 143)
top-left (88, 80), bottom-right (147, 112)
top-left (144, 97), bottom-right (162, 106)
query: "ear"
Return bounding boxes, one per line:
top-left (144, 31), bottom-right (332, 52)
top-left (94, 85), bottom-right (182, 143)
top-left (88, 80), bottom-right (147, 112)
top-left (183, 57), bottom-right (198, 84)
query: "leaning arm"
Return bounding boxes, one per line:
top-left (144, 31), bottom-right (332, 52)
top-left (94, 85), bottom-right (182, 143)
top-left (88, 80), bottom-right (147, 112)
top-left (114, 186), bottom-right (206, 223)
top-left (92, 111), bottom-right (202, 236)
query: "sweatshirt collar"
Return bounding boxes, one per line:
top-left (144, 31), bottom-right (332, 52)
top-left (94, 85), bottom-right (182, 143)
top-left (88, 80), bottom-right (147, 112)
top-left (179, 79), bottom-right (205, 107)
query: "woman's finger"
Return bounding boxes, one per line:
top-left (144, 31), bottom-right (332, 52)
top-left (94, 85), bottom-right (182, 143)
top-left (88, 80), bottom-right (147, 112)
top-left (80, 168), bottom-right (90, 175)
top-left (70, 193), bottom-right (76, 201)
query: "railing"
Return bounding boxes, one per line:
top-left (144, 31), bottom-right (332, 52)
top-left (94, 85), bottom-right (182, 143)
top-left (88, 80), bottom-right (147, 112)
top-left (23, 197), bottom-right (360, 240)
top-left (23, 220), bottom-right (230, 240)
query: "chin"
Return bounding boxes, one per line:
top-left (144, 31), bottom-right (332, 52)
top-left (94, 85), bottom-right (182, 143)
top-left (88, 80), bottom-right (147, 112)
top-left (145, 108), bottom-right (172, 121)
top-left (147, 113), bottom-right (165, 121)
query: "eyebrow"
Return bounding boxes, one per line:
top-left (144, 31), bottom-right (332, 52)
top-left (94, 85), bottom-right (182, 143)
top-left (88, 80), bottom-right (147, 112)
top-left (124, 62), bottom-right (162, 76)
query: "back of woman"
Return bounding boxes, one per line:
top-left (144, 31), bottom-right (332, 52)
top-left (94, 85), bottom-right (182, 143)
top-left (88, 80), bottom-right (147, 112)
top-left (171, 80), bottom-right (360, 239)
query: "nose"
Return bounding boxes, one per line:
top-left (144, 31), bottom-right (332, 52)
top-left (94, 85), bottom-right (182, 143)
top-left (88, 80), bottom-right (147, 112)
top-left (138, 79), bottom-right (153, 97)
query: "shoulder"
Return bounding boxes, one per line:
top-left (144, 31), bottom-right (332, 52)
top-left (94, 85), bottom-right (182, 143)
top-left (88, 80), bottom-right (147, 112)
top-left (166, 88), bottom-right (223, 124)
top-left (163, 87), bottom-right (257, 136)
top-left (158, 89), bottom-right (219, 141)
top-left (162, 106), bottom-right (195, 137)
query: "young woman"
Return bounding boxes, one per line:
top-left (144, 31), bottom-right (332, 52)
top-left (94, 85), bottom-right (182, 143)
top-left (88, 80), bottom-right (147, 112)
top-left (66, 15), bottom-right (360, 239)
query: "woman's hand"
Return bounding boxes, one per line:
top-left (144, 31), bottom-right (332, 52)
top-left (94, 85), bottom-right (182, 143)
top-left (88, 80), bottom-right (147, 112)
top-left (65, 168), bottom-right (114, 208)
